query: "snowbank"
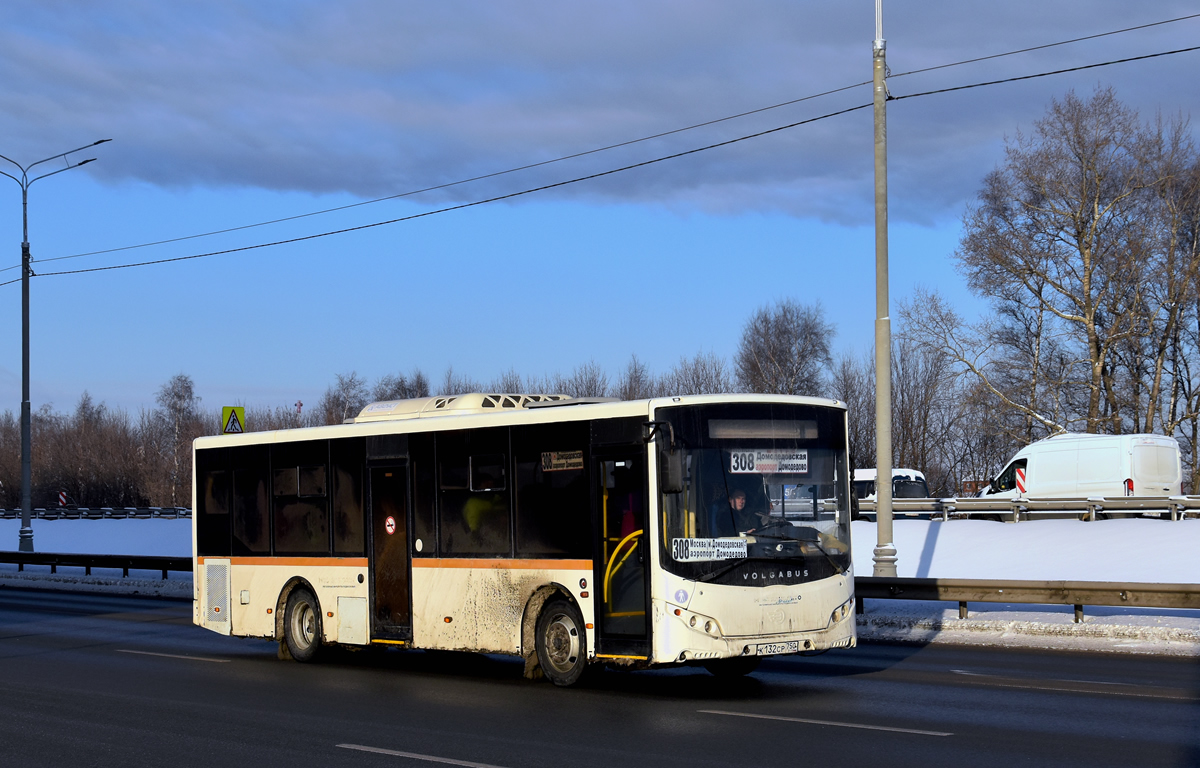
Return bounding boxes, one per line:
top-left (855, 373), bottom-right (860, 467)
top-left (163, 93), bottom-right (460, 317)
top-left (850, 517), bottom-right (1200, 582)
top-left (0, 518), bottom-right (191, 557)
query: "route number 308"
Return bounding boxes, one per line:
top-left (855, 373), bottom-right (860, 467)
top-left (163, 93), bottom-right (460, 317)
top-left (730, 451), bottom-right (755, 472)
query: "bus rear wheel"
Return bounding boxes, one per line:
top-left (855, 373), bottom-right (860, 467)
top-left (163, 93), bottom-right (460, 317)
top-left (284, 587), bottom-right (323, 662)
top-left (703, 656), bottom-right (761, 677)
top-left (536, 600), bottom-right (588, 687)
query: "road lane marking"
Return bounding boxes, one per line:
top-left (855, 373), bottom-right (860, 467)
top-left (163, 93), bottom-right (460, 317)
top-left (117, 649), bottom-right (230, 663)
top-left (950, 669), bottom-right (1196, 701)
top-left (698, 710), bottom-right (952, 736)
top-left (338, 744), bottom-right (508, 767)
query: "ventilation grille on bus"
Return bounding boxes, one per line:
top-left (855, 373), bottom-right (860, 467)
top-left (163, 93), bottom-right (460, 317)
top-left (205, 563), bottom-right (230, 624)
top-left (478, 394), bottom-right (567, 409)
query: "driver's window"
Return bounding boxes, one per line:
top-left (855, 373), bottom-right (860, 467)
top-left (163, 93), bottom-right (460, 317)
top-left (993, 459), bottom-right (1026, 492)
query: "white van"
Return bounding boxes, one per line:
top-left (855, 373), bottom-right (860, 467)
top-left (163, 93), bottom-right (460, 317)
top-left (853, 468), bottom-right (930, 500)
top-left (982, 433), bottom-right (1181, 498)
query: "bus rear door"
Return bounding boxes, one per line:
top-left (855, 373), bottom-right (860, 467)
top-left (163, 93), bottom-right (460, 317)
top-left (369, 464), bottom-right (412, 641)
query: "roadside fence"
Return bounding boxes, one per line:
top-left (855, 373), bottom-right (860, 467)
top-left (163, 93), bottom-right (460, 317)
top-left (0, 507), bottom-right (191, 520)
top-left (857, 495), bottom-right (1200, 522)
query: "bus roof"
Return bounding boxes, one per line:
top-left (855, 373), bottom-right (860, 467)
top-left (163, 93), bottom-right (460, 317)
top-left (193, 392), bottom-right (846, 450)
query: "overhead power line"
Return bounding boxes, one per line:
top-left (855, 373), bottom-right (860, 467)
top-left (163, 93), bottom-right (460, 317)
top-left (889, 11), bottom-right (1200, 80)
top-left (2, 42), bottom-right (1198, 288)
top-left (891, 44), bottom-right (1200, 101)
top-left (14, 11), bottom-right (1198, 274)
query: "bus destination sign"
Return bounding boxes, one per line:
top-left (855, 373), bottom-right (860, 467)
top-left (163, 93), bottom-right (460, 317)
top-left (729, 450), bottom-right (808, 474)
top-left (671, 537), bottom-right (749, 562)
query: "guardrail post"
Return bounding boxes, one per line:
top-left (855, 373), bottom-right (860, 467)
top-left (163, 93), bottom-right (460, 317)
top-left (122, 567), bottom-right (129, 577)
top-left (958, 601), bottom-right (968, 619)
top-left (161, 568), bottom-right (168, 580)
top-left (855, 596), bottom-right (864, 615)
top-left (1074, 604), bottom-right (1084, 623)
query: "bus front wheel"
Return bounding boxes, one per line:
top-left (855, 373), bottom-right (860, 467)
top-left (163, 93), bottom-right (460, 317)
top-left (284, 587), bottom-right (323, 662)
top-left (536, 600), bottom-right (588, 687)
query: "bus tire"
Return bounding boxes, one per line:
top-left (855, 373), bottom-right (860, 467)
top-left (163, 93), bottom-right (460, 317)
top-left (284, 586), bottom-right (323, 663)
top-left (703, 656), bottom-right (761, 677)
top-left (536, 599), bottom-right (588, 687)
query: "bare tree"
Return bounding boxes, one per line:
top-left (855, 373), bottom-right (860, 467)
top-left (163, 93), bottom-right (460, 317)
top-left (489, 368), bottom-right (526, 393)
top-left (735, 300), bottom-right (833, 395)
top-left (561, 361), bottom-right (610, 398)
top-left (319, 372), bottom-right (370, 425)
top-left (661, 351), bottom-right (733, 395)
top-left (957, 88), bottom-right (1150, 433)
top-left (439, 367), bottom-right (482, 396)
top-left (829, 349), bottom-right (875, 471)
top-left (615, 354), bottom-right (660, 400)
top-left (373, 369), bottom-right (430, 401)
top-left (151, 374), bottom-right (204, 507)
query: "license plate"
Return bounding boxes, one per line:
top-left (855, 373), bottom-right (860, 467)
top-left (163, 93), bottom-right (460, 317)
top-left (756, 641), bottom-right (800, 656)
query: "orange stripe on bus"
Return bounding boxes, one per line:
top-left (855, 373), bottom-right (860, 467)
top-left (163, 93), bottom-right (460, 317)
top-left (197, 556), bottom-right (368, 567)
top-left (412, 558), bottom-right (593, 570)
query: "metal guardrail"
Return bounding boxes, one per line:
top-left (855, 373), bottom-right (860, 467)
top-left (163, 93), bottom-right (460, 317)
top-left (0, 551), bottom-right (191, 580)
top-left (855, 576), bottom-right (1199, 623)
top-left (857, 495), bottom-right (1200, 521)
top-left (0, 507), bottom-right (191, 520)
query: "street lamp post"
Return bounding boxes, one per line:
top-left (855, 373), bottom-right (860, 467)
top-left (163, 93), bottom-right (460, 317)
top-left (871, 1), bottom-right (897, 577)
top-left (0, 139), bottom-right (111, 552)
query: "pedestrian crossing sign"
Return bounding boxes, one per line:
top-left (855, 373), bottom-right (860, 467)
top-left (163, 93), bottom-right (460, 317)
top-left (222, 406), bottom-right (245, 435)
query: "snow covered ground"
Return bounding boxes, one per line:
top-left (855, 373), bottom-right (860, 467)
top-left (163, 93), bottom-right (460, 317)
top-left (849, 517), bottom-right (1200, 582)
top-left (0, 518), bottom-right (191, 557)
top-left (1, 516), bottom-right (1197, 654)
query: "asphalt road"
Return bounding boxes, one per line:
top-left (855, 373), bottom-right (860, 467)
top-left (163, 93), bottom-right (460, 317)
top-left (0, 587), bottom-right (1197, 768)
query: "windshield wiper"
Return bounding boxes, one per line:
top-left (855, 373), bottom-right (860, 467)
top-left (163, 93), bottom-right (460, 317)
top-left (805, 538), bottom-right (845, 573)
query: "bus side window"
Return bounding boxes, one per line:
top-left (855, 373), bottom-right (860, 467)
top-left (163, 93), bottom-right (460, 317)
top-left (272, 440), bottom-right (331, 555)
top-left (231, 444), bottom-right (269, 555)
top-left (512, 422), bottom-right (590, 558)
top-left (411, 434), bottom-right (436, 556)
top-left (331, 438), bottom-right (366, 556)
top-left (196, 447), bottom-right (232, 557)
top-left (437, 430), bottom-right (511, 557)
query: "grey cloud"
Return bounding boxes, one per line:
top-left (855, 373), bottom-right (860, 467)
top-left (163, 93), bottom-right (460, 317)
top-left (1, 0), bottom-right (1198, 226)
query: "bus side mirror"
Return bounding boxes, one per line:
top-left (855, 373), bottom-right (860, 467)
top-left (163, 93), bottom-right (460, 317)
top-left (660, 449), bottom-right (684, 494)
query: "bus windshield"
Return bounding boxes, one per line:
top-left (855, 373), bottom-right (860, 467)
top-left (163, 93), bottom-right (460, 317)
top-left (655, 402), bottom-right (851, 587)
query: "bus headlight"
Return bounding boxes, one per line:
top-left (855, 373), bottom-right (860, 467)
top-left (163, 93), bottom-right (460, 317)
top-left (830, 598), bottom-right (854, 625)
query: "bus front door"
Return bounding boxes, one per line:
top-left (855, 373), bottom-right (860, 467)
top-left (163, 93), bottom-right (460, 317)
top-left (369, 464), bottom-right (412, 641)
top-left (594, 453), bottom-right (650, 659)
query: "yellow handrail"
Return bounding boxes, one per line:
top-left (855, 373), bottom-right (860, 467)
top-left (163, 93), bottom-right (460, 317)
top-left (603, 528), bottom-right (643, 605)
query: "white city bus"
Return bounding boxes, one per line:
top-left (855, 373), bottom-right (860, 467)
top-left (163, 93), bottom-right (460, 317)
top-left (192, 392), bottom-right (855, 685)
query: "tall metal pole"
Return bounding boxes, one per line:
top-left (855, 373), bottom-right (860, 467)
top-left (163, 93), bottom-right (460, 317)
top-left (872, 1), bottom-right (897, 577)
top-left (1, 140), bottom-right (110, 552)
top-left (20, 191), bottom-right (32, 552)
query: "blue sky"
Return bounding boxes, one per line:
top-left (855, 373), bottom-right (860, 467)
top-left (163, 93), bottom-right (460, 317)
top-left (1, 1), bottom-right (1198, 414)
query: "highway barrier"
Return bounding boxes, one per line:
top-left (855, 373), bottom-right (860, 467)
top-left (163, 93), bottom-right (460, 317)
top-left (855, 576), bottom-right (1199, 623)
top-left (0, 551), bottom-right (191, 580)
top-left (0, 507), bottom-right (191, 520)
top-left (856, 495), bottom-right (1200, 522)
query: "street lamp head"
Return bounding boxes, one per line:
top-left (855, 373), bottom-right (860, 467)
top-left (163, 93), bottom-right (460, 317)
top-left (94, 139), bottom-right (113, 146)
top-left (77, 158), bottom-right (97, 167)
